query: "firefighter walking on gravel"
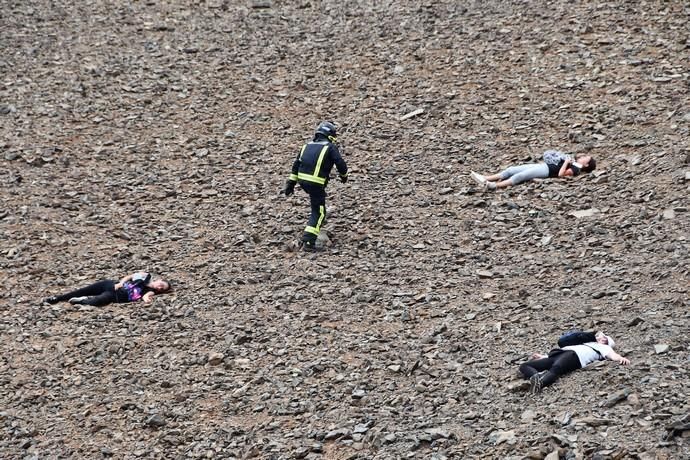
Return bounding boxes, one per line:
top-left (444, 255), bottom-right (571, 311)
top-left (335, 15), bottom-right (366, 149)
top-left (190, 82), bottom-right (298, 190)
top-left (283, 121), bottom-right (348, 251)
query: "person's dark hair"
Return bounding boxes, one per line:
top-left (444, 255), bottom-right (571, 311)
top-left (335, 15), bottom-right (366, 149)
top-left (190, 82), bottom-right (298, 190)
top-left (582, 158), bottom-right (596, 173)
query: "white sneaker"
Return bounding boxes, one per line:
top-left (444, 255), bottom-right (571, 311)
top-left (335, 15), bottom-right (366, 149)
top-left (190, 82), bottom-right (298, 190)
top-left (470, 171), bottom-right (487, 186)
top-left (69, 296), bottom-right (88, 304)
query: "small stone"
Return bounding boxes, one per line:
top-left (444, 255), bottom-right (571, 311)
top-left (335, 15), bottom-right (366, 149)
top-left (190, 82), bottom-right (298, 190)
top-left (654, 344), bottom-right (669, 354)
top-left (400, 108), bottom-right (424, 121)
top-left (627, 317), bottom-right (644, 327)
top-left (602, 388), bottom-right (631, 408)
top-left (569, 208), bottom-right (599, 218)
top-left (351, 389), bottom-right (366, 399)
top-left (576, 416), bottom-right (611, 427)
top-left (662, 209), bottom-right (675, 219)
top-left (489, 430), bottom-right (516, 445)
top-left (627, 393), bottom-right (641, 408)
top-left (544, 451), bottom-right (560, 460)
top-left (508, 380), bottom-right (530, 392)
top-left (324, 428), bottom-right (349, 440)
top-left (251, 0), bottom-right (272, 9)
top-left (315, 231), bottom-right (330, 248)
top-left (353, 424), bottom-right (369, 434)
top-left (424, 428), bottom-right (451, 439)
top-left (476, 269), bottom-right (494, 278)
top-left (521, 409), bottom-right (537, 422)
top-left (637, 452), bottom-right (657, 460)
top-left (208, 352), bottom-right (224, 365)
top-left (145, 414), bottom-right (166, 427)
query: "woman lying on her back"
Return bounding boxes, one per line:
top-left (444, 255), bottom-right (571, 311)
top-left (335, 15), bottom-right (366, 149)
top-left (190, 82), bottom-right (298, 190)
top-left (470, 150), bottom-right (596, 190)
top-left (519, 331), bottom-right (629, 394)
top-left (43, 272), bottom-right (171, 306)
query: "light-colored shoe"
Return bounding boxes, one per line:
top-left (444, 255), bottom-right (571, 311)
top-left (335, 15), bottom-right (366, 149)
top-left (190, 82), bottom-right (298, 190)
top-left (470, 171), bottom-right (487, 186)
top-left (69, 296), bottom-right (88, 304)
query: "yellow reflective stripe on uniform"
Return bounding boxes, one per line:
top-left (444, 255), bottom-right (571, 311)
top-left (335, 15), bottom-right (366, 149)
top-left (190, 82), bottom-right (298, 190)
top-left (313, 145), bottom-right (329, 176)
top-left (296, 173), bottom-right (326, 184)
top-left (297, 144), bottom-right (329, 184)
top-left (316, 205), bottom-right (325, 230)
top-left (298, 144), bottom-right (307, 160)
top-left (305, 205), bottom-right (325, 236)
top-left (289, 174), bottom-right (298, 181)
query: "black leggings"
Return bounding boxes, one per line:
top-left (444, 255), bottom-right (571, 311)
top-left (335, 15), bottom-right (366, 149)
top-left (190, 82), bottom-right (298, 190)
top-left (55, 279), bottom-right (121, 306)
top-left (519, 350), bottom-right (581, 388)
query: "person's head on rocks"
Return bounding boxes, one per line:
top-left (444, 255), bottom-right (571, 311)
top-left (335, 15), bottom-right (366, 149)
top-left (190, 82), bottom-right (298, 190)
top-left (149, 278), bottom-right (172, 294)
top-left (575, 153), bottom-right (596, 173)
top-left (596, 331), bottom-right (615, 348)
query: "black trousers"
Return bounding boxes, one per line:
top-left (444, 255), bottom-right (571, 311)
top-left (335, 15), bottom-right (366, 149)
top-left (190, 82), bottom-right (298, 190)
top-left (519, 349), bottom-right (581, 388)
top-left (55, 279), bottom-right (121, 306)
top-left (299, 182), bottom-right (326, 244)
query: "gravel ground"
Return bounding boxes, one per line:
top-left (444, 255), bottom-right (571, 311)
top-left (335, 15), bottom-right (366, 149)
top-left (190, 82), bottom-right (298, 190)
top-left (1, 1), bottom-right (689, 459)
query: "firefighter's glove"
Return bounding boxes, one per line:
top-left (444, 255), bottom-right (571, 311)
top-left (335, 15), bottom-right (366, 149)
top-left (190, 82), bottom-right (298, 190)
top-left (283, 180), bottom-right (296, 196)
top-left (339, 174), bottom-right (348, 184)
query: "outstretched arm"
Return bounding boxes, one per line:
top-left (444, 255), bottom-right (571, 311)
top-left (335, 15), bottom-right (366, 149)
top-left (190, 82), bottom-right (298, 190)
top-left (606, 350), bottom-right (630, 365)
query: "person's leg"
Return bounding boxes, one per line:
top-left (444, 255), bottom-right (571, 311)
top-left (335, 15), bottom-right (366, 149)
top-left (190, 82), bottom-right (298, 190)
top-left (75, 291), bottom-right (117, 306)
top-left (53, 280), bottom-right (115, 302)
top-left (485, 166), bottom-right (522, 182)
top-left (519, 356), bottom-right (554, 379)
top-left (494, 163), bottom-right (549, 188)
top-left (300, 183), bottom-right (326, 248)
top-left (538, 351), bottom-right (581, 388)
top-left (474, 165), bottom-right (530, 189)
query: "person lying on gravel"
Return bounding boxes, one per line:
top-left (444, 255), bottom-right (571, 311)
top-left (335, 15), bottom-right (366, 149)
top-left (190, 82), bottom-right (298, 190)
top-left (470, 150), bottom-right (596, 190)
top-left (43, 272), bottom-right (171, 306)
top-left (519, 331), bottom-right (629, 394)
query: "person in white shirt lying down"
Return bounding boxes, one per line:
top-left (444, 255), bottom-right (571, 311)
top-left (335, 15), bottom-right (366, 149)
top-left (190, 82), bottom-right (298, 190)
top-left (519, 331), bottom-right (630, 394)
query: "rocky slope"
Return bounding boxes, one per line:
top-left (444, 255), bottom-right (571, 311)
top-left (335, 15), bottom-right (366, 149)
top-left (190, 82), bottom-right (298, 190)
top-left (1, 1), bottom-right (689, 459)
